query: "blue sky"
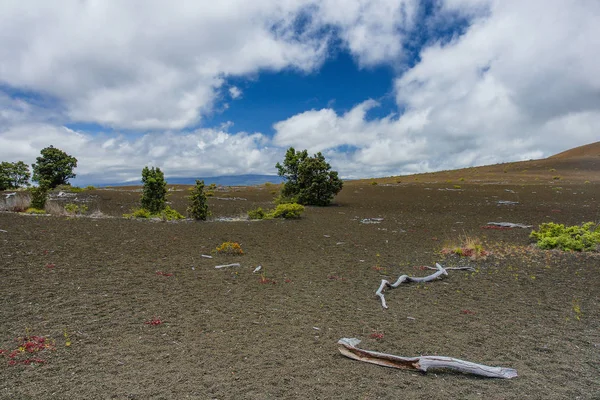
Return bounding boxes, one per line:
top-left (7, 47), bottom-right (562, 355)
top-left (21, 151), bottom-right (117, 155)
top-left (0, 0), bottom-right (599, 185)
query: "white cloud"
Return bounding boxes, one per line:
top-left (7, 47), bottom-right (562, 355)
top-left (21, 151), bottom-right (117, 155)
top-left (312, 0), bottom-right (420, 66)
top-left (273, 0), bottom-right (600, 177)
top-left (229, 86), bottom-right (242, 99)
top-left (0, 122), bottom-right (281, 184)
top-left (0, 0), bottom-right (330, 130)
top-left (1, 0), bottom-right (599, 182)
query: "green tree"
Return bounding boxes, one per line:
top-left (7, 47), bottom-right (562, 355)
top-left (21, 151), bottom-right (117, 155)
top-left (276, 147), bottom-right (343, 206)
top-left (32, 146), bottom-right (78, 189)
top-left (29, 186), bottom-right (49, 209)
top-left (187, 179), bottom-right (210, 220)
top-left (0, 161), bottom-right (30, 190)
top-left (141, 166), bottom-right (167, 213)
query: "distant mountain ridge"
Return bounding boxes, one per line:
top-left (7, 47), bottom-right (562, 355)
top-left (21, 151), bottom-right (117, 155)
top-left (100, 174), bottom-right (284, 188)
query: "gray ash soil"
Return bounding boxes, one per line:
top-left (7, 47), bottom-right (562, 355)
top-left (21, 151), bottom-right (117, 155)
top-left (1, 181), bottom-right (599, 399)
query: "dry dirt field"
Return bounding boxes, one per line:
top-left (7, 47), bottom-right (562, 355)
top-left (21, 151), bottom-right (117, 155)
top-left (1, 155), bottom-right (599, 399)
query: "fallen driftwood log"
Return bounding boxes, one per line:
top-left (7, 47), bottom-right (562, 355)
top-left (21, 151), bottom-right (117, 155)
top-left (376, 263), bottom-right (471, 309)
top-left (486, 222), bottom-right (532, 229)
top-left (338, 338), bottom-right (517, 379)
top-left (215, 263), bottom-right (241, 269)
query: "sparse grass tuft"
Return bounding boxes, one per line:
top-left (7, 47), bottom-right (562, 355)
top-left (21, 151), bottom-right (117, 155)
top-left (441, 234), bottom-right (489, 260)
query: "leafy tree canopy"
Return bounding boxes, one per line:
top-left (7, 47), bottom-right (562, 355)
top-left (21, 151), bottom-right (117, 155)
top-left (32, 146), bottom-right (77, 189)
top-left (0, 161), bottom-right (30, 190)
top-left (276, 147), bottom-right (343, 206)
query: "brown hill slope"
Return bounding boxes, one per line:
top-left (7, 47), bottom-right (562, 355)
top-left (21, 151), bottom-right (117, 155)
top-left (548, 141), bottom-right (600, 159)
top-left (356, 141), bottom-right (600, 185)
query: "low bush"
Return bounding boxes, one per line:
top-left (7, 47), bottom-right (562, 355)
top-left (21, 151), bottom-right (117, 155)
top-left (214, 241), bottom-right (244, 255)
top-left (248, 207), bottom-right (266, 220)
top-left (530, 222), bottom-right (600, 251)
top-left (123, 206), bottom-right (184, 221)
top-left (64, 203), bottom-right (88, 215)
top-left (268, 203), bottom-right (304, 219)
top-left (25, 207), bottom-right (46, 214)
top-left (69, 186), bottom-right (85, 193)
top-left (160, 206), bottom-right (185, 221)
top-left (123, 208), bottom-right (152, 219)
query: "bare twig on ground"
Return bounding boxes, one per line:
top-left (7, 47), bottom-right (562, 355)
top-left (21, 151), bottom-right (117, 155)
top-left (337, 338), bottom-right (518, 379)
top-left (215, 263), bottom-right (241, 269)
top-left (376, 263), bottom-right (454, 309)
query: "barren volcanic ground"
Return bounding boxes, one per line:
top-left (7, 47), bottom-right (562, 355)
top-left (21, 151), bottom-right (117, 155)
top-left (1, 179), bottom-right (599, 399)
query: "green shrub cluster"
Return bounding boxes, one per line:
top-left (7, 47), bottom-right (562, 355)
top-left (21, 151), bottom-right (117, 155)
top-left (269, 203), bottom-right (304, 219)
top-left (530, 222), bottom-right (600, 251)
top-left (124, 205), bottom-right (184, 221)
top-left (64, 203), bottom-right (88, 215)
top-left (248, 207), bottom-right (267, 220)
top-left (248, 203), bottom-right (305, 220)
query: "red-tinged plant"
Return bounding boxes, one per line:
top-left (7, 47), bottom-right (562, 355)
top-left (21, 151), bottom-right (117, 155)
top-left (145, 317), bottom-right (163, 326)
top-left (155, 271), bottom-right (173, 277)
top-left (45, 263), bottom-right (55, 269)
top-left (2, 333), bottom-right (56, 366)
top-left (369, 332), bottom-right (384, 340)
top-left (461, 309), bottom-right (476, 315)
top-left (481, 225), bottom-right (513, 230)
top-left (327, 275), bottom-right (346, 281)
top-left (284, 278), bottom-right (292, 283)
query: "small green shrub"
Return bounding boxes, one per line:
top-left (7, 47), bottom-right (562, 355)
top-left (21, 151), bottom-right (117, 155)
top-left (25, 207), bottom-right (46, 214)
top-left (453, 185), bottom-right (461, 189)
top-left (69, 186), bottom-right (85, 193)
top-left (530, 222), bottom-right (600, 251)
top-left (85, 185), bottom-right (96, 190)
top-left (207, 183), bottom-right (217, 191)
top-left (248, 207), bottom-right (266, 220)
top-left (552, 176), bottom-right (561, 180)
top-left (160, 206), bottom-right (185, 221)
top-left (371, 181), bottom-right (378, 186)
top-left (123, 208), bottom-right (152, 219)
top-left (267, 203), bottom-right (305, 219)
top-left (205, 191), bottom-right (215, 197)
top-left (64, 203), bottom-right (88, 215)
top-left (584, 180), bottom-right (590, 184)
top-left (124, 206), bottom-right (183, 220)
top-left (29, 186), bottom-right (48, 209)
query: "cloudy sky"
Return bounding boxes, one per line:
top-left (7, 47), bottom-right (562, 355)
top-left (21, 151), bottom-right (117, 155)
top-left (1, 0), bottom-right (599, 185)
